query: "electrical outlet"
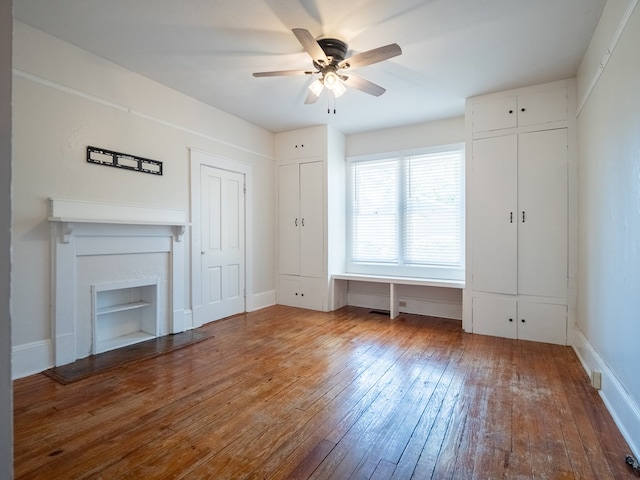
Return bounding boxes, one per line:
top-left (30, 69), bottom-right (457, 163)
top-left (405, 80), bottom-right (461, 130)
top-left (399, 301), bottom-right (407, 307)
top-left (591, 370), bottom-right (602, 390)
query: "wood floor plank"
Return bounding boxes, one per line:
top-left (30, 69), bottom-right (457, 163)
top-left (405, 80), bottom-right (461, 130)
top-left (13, 306), bottom-right (636, 479)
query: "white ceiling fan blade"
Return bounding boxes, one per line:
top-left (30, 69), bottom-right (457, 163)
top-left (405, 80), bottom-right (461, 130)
top-left (339, 43), bottom-right (402, 69)
top-left (305, 89), bottom-right (321, 104)
top-left (343, 75), bottom-right (386, 96)
top-left (253, 69), bottom-right (314, 77)
top-left (292, 28), bottom-right (329, 66)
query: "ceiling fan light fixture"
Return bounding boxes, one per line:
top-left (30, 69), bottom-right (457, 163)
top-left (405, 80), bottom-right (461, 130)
top-left (253, 28), bottom-right (402, 105)
top-left (332, 80), bottom-right (347, 98)
top-left (308, 78), bottom-right (324, 97)
top-left (323, 71), bottom-right (340, 89)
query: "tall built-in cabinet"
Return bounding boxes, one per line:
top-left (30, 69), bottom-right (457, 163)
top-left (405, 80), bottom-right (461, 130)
top-left (276, 125), bottom-right (345, 311)
top-left (463, 80), bottom-right (575, 345)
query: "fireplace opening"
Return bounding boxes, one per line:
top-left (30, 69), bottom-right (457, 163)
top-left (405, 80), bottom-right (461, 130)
top-left (92, 278), bottom-right (159, 354)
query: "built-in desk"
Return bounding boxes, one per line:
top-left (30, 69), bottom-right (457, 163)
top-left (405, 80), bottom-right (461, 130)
top-left (332, 273), bottom-right (465, 319)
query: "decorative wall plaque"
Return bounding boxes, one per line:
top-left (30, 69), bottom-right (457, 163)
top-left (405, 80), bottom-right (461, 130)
top-left (87, 146), bottom-right (163, 176)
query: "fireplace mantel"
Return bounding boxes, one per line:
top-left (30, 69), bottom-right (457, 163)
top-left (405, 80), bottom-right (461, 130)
top-left (48, 198), bottom-right (188, 242)
top-left (48, 198), bottom-right (189, 366)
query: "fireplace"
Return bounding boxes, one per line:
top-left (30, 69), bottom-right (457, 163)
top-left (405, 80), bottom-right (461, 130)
top-left (49, 199), bottom-right (188, 366)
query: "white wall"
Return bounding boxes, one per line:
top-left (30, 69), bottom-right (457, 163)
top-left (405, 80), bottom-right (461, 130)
top-left (344, 117), bottom-right (465, 319)
top-left (346, 116), bottom-right (465, 158)
top-left (11, 21), bottom-right (276, 378)
top-left (574, 0), bottom-right (640, 457)
top-left (1, 1), bottom-right (13, 477)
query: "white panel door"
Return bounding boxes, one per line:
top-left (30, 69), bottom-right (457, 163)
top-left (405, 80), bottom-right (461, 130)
top-left (518, 129), bottom-right (568, 298)
top-left (278, 164), bottom-right (301, 276)
top-left (201, 165), bottom-right (245, 322)
top-left (472, 135), bottom-right (518, 294)
top-left (299, 161), bottom-right (323, 277)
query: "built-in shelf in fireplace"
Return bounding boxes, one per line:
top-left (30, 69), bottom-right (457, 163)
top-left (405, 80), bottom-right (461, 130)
top-left (92, 278), bottom-right (159, 354)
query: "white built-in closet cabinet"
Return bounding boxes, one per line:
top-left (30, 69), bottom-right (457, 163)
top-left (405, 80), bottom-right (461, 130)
top-left (463, 80), bottom-right (576, 345)
top-left (276, 125), bottom-right (345, 311)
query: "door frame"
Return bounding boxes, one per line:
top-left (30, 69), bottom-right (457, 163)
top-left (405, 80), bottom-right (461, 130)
top-left (190, 149), bottom-right (253, 328)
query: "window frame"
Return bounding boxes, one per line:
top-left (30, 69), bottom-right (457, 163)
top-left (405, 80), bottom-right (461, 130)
top-left (346, 143), bottom-right (465, 280)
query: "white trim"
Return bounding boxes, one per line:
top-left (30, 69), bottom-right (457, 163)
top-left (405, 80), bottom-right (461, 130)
top-left (12, 340), bottom-right (53, 380)
top-left (333, 273), bottom-right (464, 289)
top-left (13, 68), bottom-right (273, 161)
top-left (577, 0), bottom-right (639, 115)
top-left (346, 142), bottom-right (465, 163)
top-left (573, 328), bottom-right (640, 458)
top-left (190, 149), bottom-right (254, 326)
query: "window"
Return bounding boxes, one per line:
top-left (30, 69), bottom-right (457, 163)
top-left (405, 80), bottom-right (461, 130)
top-left (347, 144), bottom-right (465, 280)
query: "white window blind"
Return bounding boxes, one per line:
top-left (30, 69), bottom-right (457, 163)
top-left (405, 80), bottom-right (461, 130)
top-left (352, 159), bottom-right (398, 262)
top-left (405, 151), bottom-right (462, 266)
top-left (347, 145), bottom-right (464, 280)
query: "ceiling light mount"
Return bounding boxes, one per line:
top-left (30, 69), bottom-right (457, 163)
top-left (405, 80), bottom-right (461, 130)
top-left (312, 38), bottom-right (348, 70)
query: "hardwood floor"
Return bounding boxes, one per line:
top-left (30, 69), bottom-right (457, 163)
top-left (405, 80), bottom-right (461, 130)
top-left (13, 306), bottom-right (635, 479)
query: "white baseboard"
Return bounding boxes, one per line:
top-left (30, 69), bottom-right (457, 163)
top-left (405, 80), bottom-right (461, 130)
top-left (347, 292), bottom-right (462, 320)
top-left (12, 340), bottom-right (53, 380)
top-left (247, 290), bottom-right (276, 312)
top-left (573, 328), bottom-right (640, 458)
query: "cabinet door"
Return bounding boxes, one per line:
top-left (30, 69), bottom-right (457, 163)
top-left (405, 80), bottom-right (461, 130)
top-left (299, 276), bottom-right (324, 310)
top-left (472, 97), bottom-right (518, 133)
top-left (472, 296), bottom-right (517, 339)
top-left (517, 88), bottom-right (567, 127)
top-left (278, 276), bottom-right (300, 307)
top-left (278, 164), bottom-right (300, 275)
top-left (276, 128), bottom-right (325, 162)
top-left (299, 162), bottom-right (324, 277)
top-left (471, 135), bottom-right (518, 294)
top-left (517, 301), bottom-right (567, 345)
top-left (517, 129), bottom-right (568, 298)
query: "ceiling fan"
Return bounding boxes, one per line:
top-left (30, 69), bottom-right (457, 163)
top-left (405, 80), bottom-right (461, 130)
top-left (253, 28), bottom-right (402, 104)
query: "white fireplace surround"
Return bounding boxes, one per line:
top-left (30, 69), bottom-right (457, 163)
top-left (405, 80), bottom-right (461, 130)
top-left (49, 198), bottom-right (188, 366)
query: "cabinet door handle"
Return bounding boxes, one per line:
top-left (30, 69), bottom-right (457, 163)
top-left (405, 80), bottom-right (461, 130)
top-left (521, 318), bottom-right (526, 323)
top-left (510, 212), bottom-right (513, 223)
top-left (301, 218), bottom-right (305, 227)
top-left (522, 211), bottom-right (526, 223)
top-left (521, 108), bottom-right (526, 112)
top-left (509, 318), bottom-right (513, 322)
top-left (295, 218), bottom-right (298, 226)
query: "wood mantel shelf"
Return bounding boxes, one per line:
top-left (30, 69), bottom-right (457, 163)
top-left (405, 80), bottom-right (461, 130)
top-left (48, 198), bottom-right (188, 242)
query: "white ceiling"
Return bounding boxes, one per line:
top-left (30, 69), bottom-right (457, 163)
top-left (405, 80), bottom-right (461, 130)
top-left (14, 0), bottom-right (606, 134)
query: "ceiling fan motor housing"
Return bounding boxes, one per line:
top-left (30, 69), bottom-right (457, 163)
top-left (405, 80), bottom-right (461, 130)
top-left (315, 38), bottom-right (348, 68)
